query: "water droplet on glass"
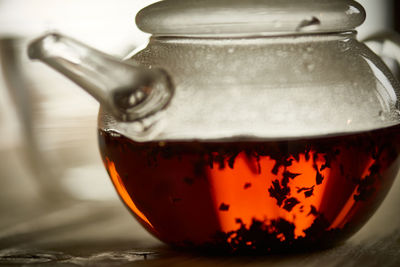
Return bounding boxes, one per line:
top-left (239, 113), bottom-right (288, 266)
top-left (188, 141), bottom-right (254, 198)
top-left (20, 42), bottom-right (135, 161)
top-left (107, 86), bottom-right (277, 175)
top-left (273, 20), bottom-right (282, 28)
top-left (379, 111), bottom-right (386, 121)
top-left (277, 50), bottom-right (288, 57)
top-left (110, 131), bottom-right (121, 137)
top-left (306, 64), bottom-right (315, 72)
top-left (296, 17), bottom-right (321, 32)
top-left (339, 40), bottom-right (350, 52)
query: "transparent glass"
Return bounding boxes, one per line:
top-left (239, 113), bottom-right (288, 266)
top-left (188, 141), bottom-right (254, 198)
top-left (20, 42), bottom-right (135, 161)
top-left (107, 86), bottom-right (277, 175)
top-left (101, 33), bottom-right (400, 141)
top-left (97, 33), bottom-right (400, 252)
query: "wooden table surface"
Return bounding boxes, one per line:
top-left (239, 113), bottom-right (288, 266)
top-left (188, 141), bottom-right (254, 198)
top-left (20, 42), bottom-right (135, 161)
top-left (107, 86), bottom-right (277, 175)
top-left (1, 147), bottom-right (400, 267)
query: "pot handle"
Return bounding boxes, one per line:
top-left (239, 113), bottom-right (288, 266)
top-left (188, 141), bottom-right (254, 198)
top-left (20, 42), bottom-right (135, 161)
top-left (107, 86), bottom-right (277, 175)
top-left (363, 31), bottom-right (400, 79)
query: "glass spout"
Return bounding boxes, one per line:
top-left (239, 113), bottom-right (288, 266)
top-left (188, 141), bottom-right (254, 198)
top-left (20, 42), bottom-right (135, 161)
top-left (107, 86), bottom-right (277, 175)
top-left (28, 33), bottom-right (174, 121)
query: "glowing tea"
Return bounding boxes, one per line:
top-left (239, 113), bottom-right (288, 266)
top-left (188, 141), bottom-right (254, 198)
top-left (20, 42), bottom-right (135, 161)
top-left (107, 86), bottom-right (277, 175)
top-left (99, 124), bottom-right (400, 252)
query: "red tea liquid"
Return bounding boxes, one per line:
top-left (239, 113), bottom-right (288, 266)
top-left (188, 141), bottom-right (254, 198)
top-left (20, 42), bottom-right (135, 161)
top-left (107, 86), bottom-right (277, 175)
top-left (98, 125), bottom-right (400, 252)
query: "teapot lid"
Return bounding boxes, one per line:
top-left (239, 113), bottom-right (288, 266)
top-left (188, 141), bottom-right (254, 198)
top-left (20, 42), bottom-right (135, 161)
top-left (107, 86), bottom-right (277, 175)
top-left (136, 0), bottom-right (365, 37)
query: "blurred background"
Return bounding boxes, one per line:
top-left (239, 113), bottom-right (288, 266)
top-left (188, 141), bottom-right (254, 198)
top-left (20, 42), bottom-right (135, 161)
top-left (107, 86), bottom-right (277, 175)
top-left (0, 0), bottom-right (399, 254)
top-left (0, 0), bottom-right (157, 208)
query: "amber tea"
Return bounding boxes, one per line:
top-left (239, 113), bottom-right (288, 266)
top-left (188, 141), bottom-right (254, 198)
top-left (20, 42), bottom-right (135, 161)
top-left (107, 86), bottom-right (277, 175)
top-left (99, 124), bottom-right (400, 252)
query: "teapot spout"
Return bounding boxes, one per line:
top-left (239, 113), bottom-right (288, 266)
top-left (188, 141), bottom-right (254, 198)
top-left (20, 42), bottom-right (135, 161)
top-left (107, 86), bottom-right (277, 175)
top-left (28, 33), bottom-right (173, 121)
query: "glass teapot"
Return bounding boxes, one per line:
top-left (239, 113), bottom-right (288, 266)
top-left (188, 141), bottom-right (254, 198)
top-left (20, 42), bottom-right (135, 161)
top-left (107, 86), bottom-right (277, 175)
top-left (28, 0), bottom-right (400, 253)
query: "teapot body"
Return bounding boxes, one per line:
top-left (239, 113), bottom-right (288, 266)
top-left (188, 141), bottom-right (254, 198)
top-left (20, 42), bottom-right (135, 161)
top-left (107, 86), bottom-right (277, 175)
top-left (98, 33), bottom-right (400, 252)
